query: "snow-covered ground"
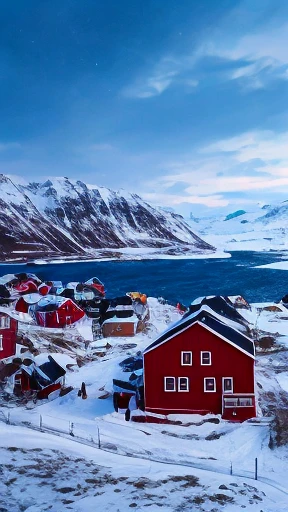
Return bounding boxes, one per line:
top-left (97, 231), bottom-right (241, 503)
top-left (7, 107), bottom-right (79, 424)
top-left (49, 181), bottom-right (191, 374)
top-left (1, 298), bottom-right (288, 511)
top-left (186, 200), bottom-right (288, 253)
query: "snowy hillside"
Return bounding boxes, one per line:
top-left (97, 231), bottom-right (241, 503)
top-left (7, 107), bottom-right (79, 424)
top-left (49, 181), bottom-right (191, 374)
top-left (187, 201), bottom-right (288, 252)
top-left (0, 174), bottom-right (216, 262)
top-left (1, 297), bottom-right (288, 511)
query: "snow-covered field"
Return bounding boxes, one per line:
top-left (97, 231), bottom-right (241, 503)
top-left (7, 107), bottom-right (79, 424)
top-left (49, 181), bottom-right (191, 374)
top-left (1, 298), bottom-right (288, 511)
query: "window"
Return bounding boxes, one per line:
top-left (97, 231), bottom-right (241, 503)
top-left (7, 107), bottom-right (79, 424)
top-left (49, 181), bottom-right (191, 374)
top-left (224, 398), bottom-right (238, 407)
top-left (178, 377), bottom-right (189, 392)
top-left (181, 351), bottom-right (192, 366)
top-left (204, 377), bottom-right (216, 392)
top-left (223, 377), bottom-right (233, 393)
top-left (239, 398), bottom-right (253, 407)
top-left (0, 335), bottom-right (3, 351)
top-left (164, 377), bottom-right (176, 392)
top-left (224, 397), bottom-right (253, 407)
top-left (0, 316), bottom-right (10, 329)
top-left (201, 351), bottom-right (211, 365)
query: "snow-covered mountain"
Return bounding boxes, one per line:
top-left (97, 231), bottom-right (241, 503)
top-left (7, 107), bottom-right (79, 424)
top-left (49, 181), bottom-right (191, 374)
top-left (0, 174), bottom-right (215, 261)
top-left (187, 201), bottom-right (288, 252)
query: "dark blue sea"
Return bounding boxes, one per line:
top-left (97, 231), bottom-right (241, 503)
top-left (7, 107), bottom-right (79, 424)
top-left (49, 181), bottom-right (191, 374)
top-left (0, 251), bottom-right (286, 306)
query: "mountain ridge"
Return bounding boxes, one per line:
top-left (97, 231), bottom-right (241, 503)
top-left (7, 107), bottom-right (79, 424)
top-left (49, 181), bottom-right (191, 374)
top-left (0, 174), bottom-right (215, 261)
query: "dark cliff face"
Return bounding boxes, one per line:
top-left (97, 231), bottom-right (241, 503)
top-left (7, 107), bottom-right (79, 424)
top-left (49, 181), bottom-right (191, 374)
top-left (0, 175), bottom-right (215, 260)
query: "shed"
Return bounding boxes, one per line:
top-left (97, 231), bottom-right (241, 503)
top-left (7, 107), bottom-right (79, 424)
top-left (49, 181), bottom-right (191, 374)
top-left (102, 315), bottom-right (139, 337)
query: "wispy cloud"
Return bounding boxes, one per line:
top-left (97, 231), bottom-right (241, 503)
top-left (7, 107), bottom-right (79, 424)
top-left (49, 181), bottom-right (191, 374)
top-left (202, 22), bottom-right (288, 90)
top-left (202, 130), bottom-right (288, 167)
top-left (123, 10), bottom-right (288, 99)
top-left (122, 64), bottom-right (179, 99)
top-left (142, 129), bottom-right (288, 210)
top-left (122, 54), bottom-right (199, 99)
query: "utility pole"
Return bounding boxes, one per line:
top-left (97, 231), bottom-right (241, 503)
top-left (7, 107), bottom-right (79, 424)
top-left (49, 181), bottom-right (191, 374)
top-left (255, 457), bottom-right (258, 480)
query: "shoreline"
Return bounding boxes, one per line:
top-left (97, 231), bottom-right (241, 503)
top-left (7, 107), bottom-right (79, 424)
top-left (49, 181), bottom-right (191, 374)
top-left (0, 249), bottom-right (231, 265)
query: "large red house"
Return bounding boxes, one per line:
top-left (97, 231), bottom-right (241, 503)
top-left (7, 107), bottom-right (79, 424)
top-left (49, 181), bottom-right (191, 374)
top-left (0, 310), bottom-right (17, 360)
top-left (143, 306), bottom-right (256, 422)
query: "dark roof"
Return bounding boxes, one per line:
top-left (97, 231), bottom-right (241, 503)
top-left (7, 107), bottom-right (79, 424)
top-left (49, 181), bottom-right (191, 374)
top-left (39, 356), bottom-right (66, 381)
top-left (188, 296), bottom-right (249, 326)
top-left (0, 285), bottom-right (10, 298)
top-left (144, 306), bottom-right (255, 358)
top-left (119, 356), bottom-right (143, 372)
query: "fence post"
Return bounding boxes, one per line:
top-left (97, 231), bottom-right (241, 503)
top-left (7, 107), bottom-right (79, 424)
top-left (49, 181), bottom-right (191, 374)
top-left (69, 422), bottom-right (74, 436)
top-left (7, 412), bottom-right (10, 425)
top-left (40, 415), bottom-right (43, 430)
top-left (97, 426), bottom-right (101, 449)
top-left (255, 457), bottom-right (258, 480)
top-left (230, 461), bottom-right (233, 475)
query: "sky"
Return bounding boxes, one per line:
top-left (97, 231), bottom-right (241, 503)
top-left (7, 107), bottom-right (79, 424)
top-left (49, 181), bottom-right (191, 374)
top-left (1, 0), bottom-right (288, 217)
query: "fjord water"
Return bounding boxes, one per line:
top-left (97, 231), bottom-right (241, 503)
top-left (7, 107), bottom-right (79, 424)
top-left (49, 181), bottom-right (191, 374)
top-left (1, 251), bottom-right (287, 306)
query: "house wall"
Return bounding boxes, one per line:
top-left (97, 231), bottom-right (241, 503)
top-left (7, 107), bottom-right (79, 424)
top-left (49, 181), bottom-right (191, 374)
top-left (144, 322), bottom-right (255, 418)
top-left (0, 316), bottom-right (17, 360)
top-left (35, 301), bottom-right (85, 328)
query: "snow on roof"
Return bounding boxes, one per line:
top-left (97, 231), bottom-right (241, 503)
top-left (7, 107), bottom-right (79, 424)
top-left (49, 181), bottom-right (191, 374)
top-left (34, 294), bottom-right (70, 309)
top-left (20, 293), bottom-right (42, 305)
top-left (66, 282), bottom-right (79, 289)
top-left (102, 315), bottom-right (138, 324)
top-left (0, 274), bottom-right (16, 285)
top-left (34, 352), bottom-right (77, 368)
top-left (0, 305), bottom-right (24, 321)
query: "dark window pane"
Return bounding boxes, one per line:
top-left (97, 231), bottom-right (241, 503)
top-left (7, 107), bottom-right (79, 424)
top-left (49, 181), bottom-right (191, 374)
top-left (205, 378), bottom-right (215, 390)
top-left (202, 352), bottom-right (211, 364)
top-left (182, 352), bottom-right (191, 365)
top-left (165, 378), bottom-right (175, 390)
top-left (224, 379), bottom-right (232, 391)
top-left (179, 378), bottom-right (188, 390)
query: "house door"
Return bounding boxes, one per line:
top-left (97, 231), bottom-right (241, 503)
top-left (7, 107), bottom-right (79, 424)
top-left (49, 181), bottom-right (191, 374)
top-left (222, 377), bottom-right (233, 393)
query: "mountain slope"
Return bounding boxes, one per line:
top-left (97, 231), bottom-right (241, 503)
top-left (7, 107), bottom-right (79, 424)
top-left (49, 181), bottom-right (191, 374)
top-left (0, 174), bottom-right (215, 261)
top-left (187, 201), bottom-right (288, 252)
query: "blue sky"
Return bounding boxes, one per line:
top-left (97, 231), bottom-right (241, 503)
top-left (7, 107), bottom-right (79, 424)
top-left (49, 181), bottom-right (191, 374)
top-left (1, 0), bottom-right (288, 216)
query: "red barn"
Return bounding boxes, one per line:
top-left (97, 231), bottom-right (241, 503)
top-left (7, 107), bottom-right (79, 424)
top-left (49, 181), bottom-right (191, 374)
top-left (143, 306), bottom-right (256, 422)
top-left (0, 310), bottom-right (17, 361)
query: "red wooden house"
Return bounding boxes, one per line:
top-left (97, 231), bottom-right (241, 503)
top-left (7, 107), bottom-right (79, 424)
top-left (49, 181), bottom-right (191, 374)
top-left (143, 306), bottom-right (256, 422)
top-left (0, 310), bottom-right (17, 361)
top-left (29, 295), bottom-right (85, 328)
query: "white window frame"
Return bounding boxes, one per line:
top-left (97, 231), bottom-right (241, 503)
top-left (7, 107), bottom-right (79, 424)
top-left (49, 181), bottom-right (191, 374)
top-left (181, 351), bottom-right (192, 366)
top-left (222, 377), bottom-right (233, 394)
top-left (164, 377), bottom-right (176, 392)
top-left (178, 377), bottom-right (189, 392)
top-left (0, 334), bottom-right (3, 351)
top-left (201, 351), bottom-right (211, 366)
top-left (0, 316), bottom-right (10, 329)
top-left (204, 377), bottom-right (216, 393)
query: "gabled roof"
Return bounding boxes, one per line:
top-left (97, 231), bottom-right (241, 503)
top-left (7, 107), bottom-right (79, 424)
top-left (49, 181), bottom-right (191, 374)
top-left (144, 305), bottom-right (255, 358)
top-left (188, 296), bottom-right (249, 327)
